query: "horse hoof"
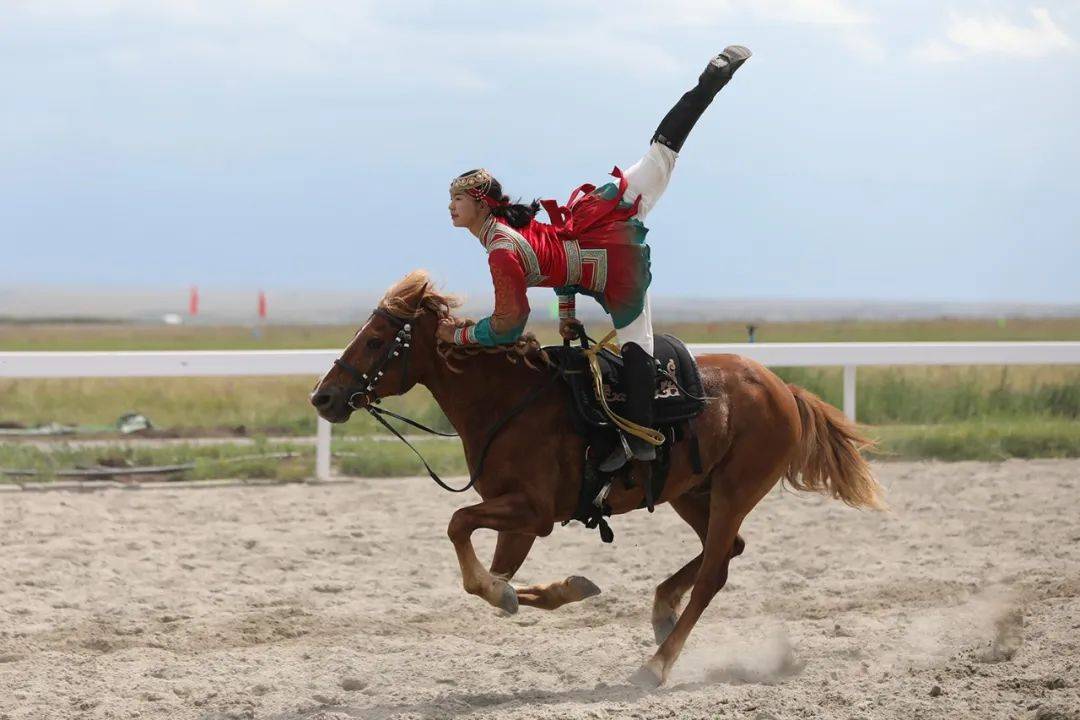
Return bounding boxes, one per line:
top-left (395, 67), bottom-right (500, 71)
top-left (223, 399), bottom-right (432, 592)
top-left (731, 534), bottom-right (746, 558)
top-left (652, 612), bottom-right (677, 644)
top-left (496, 581), bottom-right (519, 615)
top-left (629, 661), bottom-right (663, 690)
top-left (567, 575), bottom-right (601, 600)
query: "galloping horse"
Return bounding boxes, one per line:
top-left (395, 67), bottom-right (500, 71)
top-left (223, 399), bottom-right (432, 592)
top-left (310, 270), bottom-right (884, 687)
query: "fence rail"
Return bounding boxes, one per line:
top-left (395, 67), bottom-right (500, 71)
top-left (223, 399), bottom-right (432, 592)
top-left (4, 342), bottom-right (1080, 481)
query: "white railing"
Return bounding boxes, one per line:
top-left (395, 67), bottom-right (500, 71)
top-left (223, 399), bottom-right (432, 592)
top-left (3, 342), bottom-right (1079, 481)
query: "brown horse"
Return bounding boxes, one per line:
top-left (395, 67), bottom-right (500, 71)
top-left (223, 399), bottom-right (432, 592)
top-left (310, 270), bottom-right (884, 687)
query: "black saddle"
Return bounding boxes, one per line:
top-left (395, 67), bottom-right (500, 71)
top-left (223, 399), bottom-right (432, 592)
top-left (544, 333), bottom-right (706, 428)
top-left (546, 333), bottom-right (709, 542)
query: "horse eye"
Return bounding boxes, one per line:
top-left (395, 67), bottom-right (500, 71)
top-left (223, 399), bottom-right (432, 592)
top-left (366, 338), bottom-right (385, 350)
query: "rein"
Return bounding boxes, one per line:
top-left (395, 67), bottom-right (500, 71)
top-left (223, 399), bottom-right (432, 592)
top-left (332, 307), bottom-right (560, 493)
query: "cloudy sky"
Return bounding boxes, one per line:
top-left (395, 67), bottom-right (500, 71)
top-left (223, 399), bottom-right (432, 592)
top-left (2, 0), bottom-right (1077, 305)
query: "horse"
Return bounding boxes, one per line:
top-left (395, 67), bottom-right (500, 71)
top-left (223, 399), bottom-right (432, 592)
top-left (310, 270), bottom-right (884, 687)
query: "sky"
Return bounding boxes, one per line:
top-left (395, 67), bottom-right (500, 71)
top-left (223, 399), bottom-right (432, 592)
top-left (1, 0), bottom-right (1078, 305)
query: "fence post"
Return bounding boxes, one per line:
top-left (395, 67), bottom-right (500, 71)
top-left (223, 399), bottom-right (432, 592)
top-left (315, 416), bottom-right (331, 481)
top-left (842, 365), bottom-right (856, 421)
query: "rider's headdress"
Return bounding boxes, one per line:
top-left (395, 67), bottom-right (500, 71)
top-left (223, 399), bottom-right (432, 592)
top-left (450, 168), bottom-right (506, 208)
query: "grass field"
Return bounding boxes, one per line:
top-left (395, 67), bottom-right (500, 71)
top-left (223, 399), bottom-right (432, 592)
top-left (2, 317), bottom-right (1078, 476)
top-left (5, 316), bottom-right (1080, 351)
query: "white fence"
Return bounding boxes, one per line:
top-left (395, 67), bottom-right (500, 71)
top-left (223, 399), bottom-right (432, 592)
top-left (3, 342), bottom-right (1079, 481)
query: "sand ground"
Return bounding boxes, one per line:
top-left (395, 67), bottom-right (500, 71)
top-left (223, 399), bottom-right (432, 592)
top-left (1, 459), bottom-right (1078, 720)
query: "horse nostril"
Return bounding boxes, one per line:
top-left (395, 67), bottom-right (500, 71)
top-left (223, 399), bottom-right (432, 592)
top-left (311, 392), bottom-right (333, 409)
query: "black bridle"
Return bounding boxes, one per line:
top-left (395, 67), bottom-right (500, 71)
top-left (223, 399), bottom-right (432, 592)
top-left (334, 307), bottom-right (416, 409)
top-left (331, 307), bottom-right (559, 493)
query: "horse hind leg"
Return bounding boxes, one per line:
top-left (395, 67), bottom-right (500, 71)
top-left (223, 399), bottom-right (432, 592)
top-left (652, 534), bottom-right (745, 644)
top-left (633, 497), bottom-right (744, 688)
top-left (633, 435), bottom-right (788, 687)
top-left (652, 493), bottom-right (709, 643)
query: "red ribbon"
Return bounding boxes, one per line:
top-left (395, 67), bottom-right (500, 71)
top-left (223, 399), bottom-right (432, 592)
top-left (540, 166), bottom-right (639, 231)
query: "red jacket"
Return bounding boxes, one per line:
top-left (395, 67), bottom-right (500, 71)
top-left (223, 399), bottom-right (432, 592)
top-left (457, 169), bottom-right (652, 346)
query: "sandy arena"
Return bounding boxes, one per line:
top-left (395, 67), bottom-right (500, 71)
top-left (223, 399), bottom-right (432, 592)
top-left (1, 459), bottom-right (1078, 719)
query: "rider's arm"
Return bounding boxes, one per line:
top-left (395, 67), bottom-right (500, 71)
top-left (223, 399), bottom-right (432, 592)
top-left (453, 249), bottom-right (530, 346)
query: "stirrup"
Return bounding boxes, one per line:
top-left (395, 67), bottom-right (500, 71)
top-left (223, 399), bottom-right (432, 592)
top-left (598, 433), bottom-right (633, 473)
top-left (628, 434), bottom-right (657, 462)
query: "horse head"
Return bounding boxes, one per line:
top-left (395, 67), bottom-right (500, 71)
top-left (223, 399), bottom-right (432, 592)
top-left (309, 270), bottom-right (457, 423)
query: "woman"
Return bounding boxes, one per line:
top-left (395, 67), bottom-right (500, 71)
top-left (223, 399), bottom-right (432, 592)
top-left (439, 46), bottom-right (751, 471)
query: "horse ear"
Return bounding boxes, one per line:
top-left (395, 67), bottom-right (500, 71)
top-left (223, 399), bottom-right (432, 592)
top-left (410, 281), bottom-right (430, 312)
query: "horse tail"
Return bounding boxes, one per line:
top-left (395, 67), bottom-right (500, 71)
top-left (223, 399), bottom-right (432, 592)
top-left (784, 384), bottom-right (886, 510)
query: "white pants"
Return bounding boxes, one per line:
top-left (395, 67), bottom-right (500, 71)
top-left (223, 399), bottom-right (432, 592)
top-left (614, 142), bottom-right (678, 355)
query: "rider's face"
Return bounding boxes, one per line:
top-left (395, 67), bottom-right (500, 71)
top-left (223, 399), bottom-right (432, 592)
top-left (449, 193), bottom-right (485, 228)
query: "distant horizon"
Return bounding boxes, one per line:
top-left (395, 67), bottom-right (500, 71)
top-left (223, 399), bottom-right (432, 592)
top-left (6, 279), bottom-right (1080, 308)
top-left (4, 284), bottom-right (1079, 325)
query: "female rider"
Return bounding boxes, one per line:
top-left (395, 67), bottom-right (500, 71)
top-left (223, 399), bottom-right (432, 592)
top-left (439, 46), bottom-right (751, 472)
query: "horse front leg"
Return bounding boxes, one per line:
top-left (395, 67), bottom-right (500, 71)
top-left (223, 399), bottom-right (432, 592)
top-left (447, 493), bottom-right (550, 614)
top-left (488, 531), bottom-right (601, 610)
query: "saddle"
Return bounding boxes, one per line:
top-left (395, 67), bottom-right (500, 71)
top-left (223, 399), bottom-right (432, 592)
top-left (546, 333), bottom-right (709, 542)
top-left (546, 333), bottom-right (706, 429)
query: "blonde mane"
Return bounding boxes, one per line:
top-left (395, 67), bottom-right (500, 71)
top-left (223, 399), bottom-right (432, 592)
top-left (378, 270), bottom-right (549, 373)
top-left (379, 269), bottom-right (460, 321)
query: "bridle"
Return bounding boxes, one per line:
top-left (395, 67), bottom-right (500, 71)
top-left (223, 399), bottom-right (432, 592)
top-left (327, 304), bottom-right (561, 494)
top-left (331, 306), bottom-right (478, 491)
top-left (333, 307), bottom-right (414, 410)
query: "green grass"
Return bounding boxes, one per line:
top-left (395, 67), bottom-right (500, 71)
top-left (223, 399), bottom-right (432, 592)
top-left (773, 366), bottom-right (1080, 424)
top-left (0, 323), bottom-right (357, 351)
top-left (4, 316), bottom-right (1080, 351)
top-left (4, 416), bottom-right (1079, 485)
top-left (659, 317), bottom-right (1080, 343)
top-left (0, 378), bottom-right (451, 437)
top-left (0, 438), bottom-right (313, 483)
top-left (2, 318), bottom-right (1078, 466)
top-left (6, 366), bottom-right (1075, 439)
top-left (335, 437), bottom-right (468, 477)
top-left (872, 418), bottom-right (1080, 461)
top-left (0, 436), bottom-right (467, 483)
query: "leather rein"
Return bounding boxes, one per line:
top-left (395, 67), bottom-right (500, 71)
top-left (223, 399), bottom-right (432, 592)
top-left (332, 307), bottom-right (559, 493)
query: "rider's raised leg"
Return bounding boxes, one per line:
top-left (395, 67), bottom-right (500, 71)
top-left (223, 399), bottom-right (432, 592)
top-left (652, 46), bottom-right (751, 154)
top-left (622, 144), bottom-right (677, 221)
top-left (620, 46), bottom-right (751, 220)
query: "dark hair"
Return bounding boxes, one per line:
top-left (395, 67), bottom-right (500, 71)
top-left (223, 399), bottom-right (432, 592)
top-left (457, 169), bottom-right (540, 230)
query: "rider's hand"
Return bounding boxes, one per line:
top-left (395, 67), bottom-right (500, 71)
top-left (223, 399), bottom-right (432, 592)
top-left (437, 317), bottom-right (473, 344)
top-left (559, 318), bottom-right (583, 341)
top-left (436, 319), bottom-right (459, 344)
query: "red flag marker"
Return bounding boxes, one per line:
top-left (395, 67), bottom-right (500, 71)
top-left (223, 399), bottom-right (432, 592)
top-left (189, 286), bottom-right (199, 316)
top-left (258, 290), bottom-right (267, 320)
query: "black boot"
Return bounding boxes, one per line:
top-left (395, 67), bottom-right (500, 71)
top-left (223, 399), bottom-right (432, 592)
top-left (598, 342), bottom-right (657, 473)
top-left (651, 45), bottom-right (752, 152)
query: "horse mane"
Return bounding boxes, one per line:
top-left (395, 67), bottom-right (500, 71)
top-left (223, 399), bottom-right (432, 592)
top-left (378, 270), bottom-right (550, 373)
top-left (438, 333), bottom-right (550, 374)
top-left (379, 269), bottom-right (460, 322)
